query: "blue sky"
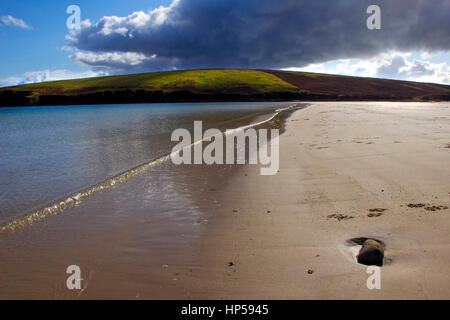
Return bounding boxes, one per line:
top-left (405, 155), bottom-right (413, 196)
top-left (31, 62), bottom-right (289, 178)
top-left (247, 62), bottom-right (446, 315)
top-left (1, 0), bottom-right (449, 86)
top-left (0, 0), bottom-right (171, 84)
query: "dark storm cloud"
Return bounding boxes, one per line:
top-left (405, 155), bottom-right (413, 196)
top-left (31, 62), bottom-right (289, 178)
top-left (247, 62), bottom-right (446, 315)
top-left (67, 0), bottom-right (450, 72)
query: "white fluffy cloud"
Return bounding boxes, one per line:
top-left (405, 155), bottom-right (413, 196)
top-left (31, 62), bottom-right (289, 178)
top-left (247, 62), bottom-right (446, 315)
top-left (65, 0), bottom-right (178, 44)
top-left (376, 56), bottom-right (449, 84)
top-left (0, 69), bottom-right (104, 87)
top-left (71, 52), bottom-right (153, 68)
top-left (70, 51), bottom-right (178, 73)
top-left (289, 52), bottom-right (450, 84)
top-left (0, 15), bottom-right (32, 29)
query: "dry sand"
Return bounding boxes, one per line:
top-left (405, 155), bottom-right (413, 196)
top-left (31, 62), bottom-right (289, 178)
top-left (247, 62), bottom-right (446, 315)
top-left (184, 102), bottom-right (450, 299)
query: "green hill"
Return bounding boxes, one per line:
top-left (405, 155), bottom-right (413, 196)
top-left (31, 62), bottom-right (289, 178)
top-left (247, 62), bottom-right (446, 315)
top-left (1, 69), bottom-right (449, 106)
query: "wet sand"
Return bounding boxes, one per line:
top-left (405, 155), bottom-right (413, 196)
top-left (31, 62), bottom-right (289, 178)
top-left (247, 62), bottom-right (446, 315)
top-left (0, 105), bottom-right (291, 299)
top-left (1, 101), bottom-right (450, 299)
top-left (182, 102), bottom-right (450, 299)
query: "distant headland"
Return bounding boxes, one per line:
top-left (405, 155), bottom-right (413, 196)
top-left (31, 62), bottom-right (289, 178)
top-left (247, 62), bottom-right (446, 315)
top-left (1, 69), bottom-right (449, 106)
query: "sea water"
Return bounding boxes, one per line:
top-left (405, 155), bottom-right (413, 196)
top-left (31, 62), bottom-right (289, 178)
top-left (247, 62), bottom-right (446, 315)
top-left (0, 102), bottom-right (292, 226)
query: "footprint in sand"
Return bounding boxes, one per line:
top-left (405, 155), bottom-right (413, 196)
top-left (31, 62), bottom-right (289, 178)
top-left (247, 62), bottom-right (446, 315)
top-left (327, 213), bottom-right (353, 221)
top-left (407, 203), bottom-right (448, 211)
top-left (424, 205), bottom-right (448, 211)
top-left (407, 203), bottom-right (426, 208)
top-left (368, 208), bottom-right (387, 217)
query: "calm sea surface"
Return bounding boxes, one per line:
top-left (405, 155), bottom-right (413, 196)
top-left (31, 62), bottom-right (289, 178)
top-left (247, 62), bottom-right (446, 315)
top-left (0, 102), bottom-right (292, 224)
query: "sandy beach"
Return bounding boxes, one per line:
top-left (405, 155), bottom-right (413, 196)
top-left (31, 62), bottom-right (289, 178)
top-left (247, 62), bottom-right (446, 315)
top-left (1, 101), bottom-right (450, 299)
top-left (180, 101), bottom-right (450, 299)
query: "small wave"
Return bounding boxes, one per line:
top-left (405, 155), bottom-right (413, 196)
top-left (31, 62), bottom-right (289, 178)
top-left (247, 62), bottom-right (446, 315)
top-left (0, 103), bottom-right (306, 236)
top-left (0, 155), bottom-right (169, 236)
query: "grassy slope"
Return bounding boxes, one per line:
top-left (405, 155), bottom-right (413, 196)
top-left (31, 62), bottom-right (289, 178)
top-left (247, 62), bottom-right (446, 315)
top-left (1, 69), bottom-right (449, 106)
top-left (3, 69), bottom-right (297, 97)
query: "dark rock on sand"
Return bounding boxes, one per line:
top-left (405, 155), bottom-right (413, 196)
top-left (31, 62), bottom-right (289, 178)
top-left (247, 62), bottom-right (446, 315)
top-left (347, 237), bottom-right (385, 246)
top-left (357, 239), bottom-right (384, 266)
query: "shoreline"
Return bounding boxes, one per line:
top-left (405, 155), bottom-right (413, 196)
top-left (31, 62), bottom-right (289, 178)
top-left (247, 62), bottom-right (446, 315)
top-left (0, 104), bottom-right (297, 237)
top-left (1, 101), bottom-right (449, 299)
top-left (0, 102), bottom-right (295, 299)
top-left (2, 98), bottom-right (450, 109)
